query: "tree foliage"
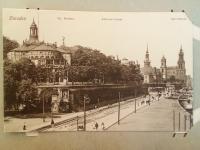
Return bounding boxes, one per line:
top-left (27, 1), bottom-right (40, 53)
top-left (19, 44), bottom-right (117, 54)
top-left (3, 36), bottom-right (19, 59)
top-left (69, 46), bottom-right (143, 84)
top-left (4, 58), bottom-right (37, 110)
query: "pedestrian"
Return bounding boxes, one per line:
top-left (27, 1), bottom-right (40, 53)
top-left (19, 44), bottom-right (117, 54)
top-left (23, 122), bottom-right (26, 131)
top-left (95, 122), bottom-right (98, 130)
top-left (51, 118), bottom-right (55, 128)
top-left (92, 122), bottom-right (96, 129)
top-left (101, 122), bottom-right (105, 130)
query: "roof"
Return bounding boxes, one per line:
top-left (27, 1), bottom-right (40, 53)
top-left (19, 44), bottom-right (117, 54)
top-left (12, 44), bottom-right (38, 51)
top-left (10, 42), bottom-right (71, 54)
top-left (167, 66), bottom-right (177, 70)
top-left (33, 44), bottom-right (57, 51)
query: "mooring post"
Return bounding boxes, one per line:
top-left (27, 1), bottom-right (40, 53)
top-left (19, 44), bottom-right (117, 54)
top-left (189, 114), bottom-right (192, 129)
top-left (173, 110), bottom-right (175, 132)
top-left (178, 112), bottom-right (181, 132)
top-left (184, 114), bottom-right (187, 132)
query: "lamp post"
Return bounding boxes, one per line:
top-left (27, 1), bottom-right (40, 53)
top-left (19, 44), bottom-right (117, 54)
top-left (83, 96), bottom-right (86, 131)
top-left (118, 92), bottom-right (121, 125)
top-left (42, 93), bottom-right (45, 122)
top-left (134, 88), bottom-right (137, 113)
top-left (83, 95), bottom-right (90, 131)
top-left (97, 98), bottom-right (100, 108)
top-left (77, 116), bottom-right (79, 131)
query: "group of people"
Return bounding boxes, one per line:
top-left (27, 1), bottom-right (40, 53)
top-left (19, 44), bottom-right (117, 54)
top-left (93, 122), bottom-right (105, 130)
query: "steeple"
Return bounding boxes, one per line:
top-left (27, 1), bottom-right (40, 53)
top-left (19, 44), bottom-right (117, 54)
top-left (177, 45), bottom-right (185, 69)
top-left (144, 44), bottom-right (151, 67)
top-left (160, 55), bottom-right (167, 79)
top-left (29, 18), bottom-right (39, 43)
top-left (62, 36), bottom-right (65, 46)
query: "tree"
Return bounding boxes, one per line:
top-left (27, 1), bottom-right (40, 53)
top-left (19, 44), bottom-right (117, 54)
top-left (3, 36), bottom-right (19, 59)
top-left (4, 59), bottom-right (19, 109)
top-left (4, 58), bottom-right (38, 110)
top-left (69, 45), bottom-right (143, 85)
top-left (17, 79), bottom-right (37, 105)
top-left (15, 58), bottom-right (37, 82)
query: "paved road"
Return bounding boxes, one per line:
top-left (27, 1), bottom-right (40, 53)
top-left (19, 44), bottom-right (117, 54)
top-left (4, 96), bottom-right (190, 132)
top-left (108, 97), bottom-right (191, 132)
top-left (45, 96), bottom-right (147, 131)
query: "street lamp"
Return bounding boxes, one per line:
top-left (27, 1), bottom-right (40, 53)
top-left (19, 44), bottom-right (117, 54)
top-left (83, 95), bottom-right (90, 131)
top-left (118, 92), bottom-right (121, 125)
top-left (42, 92), bottom-right (45, 122)
top-left (83, 96), bottom-right (86, 131)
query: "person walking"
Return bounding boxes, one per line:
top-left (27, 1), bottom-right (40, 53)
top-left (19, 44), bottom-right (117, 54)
top-left (95, 122), bottom-right (98, 130)
top-left (101, 122), bottom-right (105, 130)
top-left (23, 122), bottom-right (27, 131)
top-left (51, 118), bottom-right (55, 128)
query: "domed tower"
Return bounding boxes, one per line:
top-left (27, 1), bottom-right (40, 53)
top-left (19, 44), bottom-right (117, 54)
top-left (29, 19), bottom-right (39, 43)
top-left (160, 55), bottom-right (167, 79)
top-left (144, 44), bottom-right (151, 68)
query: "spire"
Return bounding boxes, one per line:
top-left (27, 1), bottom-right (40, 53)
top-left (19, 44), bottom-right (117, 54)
top-left (62, 36), bottom-right (65, 46)
top-left (144, 44), bottom-right (150, 67)
top-left (162, 55), bottom-right (166, 60)
top-left (146, 44), bottom-right (149, 53)
top-left (178, 45), bottom-right (185, 69)
top-left (31, 18), bottom-right (36, 27)
top-left (179, 45), bottom-right (183, 55)
top-left (180, 44), bottom-right (183, 53)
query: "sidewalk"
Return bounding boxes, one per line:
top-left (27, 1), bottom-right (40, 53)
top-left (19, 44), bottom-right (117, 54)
top-left (108, 98), bottom-right (191, 131)
top-left (4, 96), bottom-right (160, 132)
top-left (47, 96), bottom-right (157, 131)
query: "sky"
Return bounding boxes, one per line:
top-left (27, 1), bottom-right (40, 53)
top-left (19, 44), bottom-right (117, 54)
top-left (3, 8), bottom-right (193, 76)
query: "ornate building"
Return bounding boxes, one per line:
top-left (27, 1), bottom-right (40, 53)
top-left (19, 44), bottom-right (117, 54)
top-left (141, 45), bottom-right (186, 84)
top-left (7, 19), bottom-right (71, 84)
top-left (141, 45), bottom-right (161, 83)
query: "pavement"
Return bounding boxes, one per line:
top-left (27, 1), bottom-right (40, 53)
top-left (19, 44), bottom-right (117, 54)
top-left (108, 97), bottom-right (191, 132)
top-left (45, 96), bottom-right (158, 132)
top-left (4, 95), bottom-right (191, 132)
top-left (4, 97), bottom-right (141, 132)
top-left (4, 111), bottom-right (83, 132)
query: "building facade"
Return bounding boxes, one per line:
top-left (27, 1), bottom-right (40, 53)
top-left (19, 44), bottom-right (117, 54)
top-left (141, 46), bottom-right (162, 83)
top-left (7, 19), bottom-right (71, 85)
top-left (141, 46), bottom-right (187, 84)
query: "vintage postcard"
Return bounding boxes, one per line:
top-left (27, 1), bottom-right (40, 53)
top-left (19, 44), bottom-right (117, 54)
top-left (3, 8), bottom-right (193, 132)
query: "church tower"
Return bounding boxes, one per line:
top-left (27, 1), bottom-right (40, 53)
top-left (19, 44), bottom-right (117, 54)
top-left (177, 45), bottom-right (186, 82)
top-left (29, 19), bottom-right (39, 43)
top-left (160, 56), bottom-right (167, 79)
top-left (144, 45), bottom-right (151, 68)
top-left (177, 45), bottom-right (185, 69)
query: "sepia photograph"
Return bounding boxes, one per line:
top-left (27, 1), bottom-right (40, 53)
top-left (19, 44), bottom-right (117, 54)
top-left (3, 8), bottom-right (193, 133)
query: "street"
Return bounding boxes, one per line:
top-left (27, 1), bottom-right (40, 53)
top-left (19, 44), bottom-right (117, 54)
top-left (4, 95), bottom-right (190, 132)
